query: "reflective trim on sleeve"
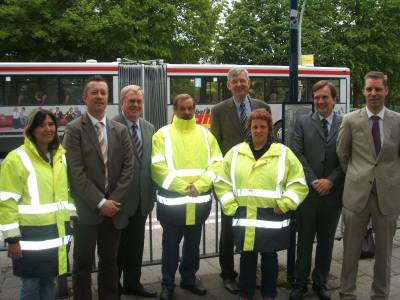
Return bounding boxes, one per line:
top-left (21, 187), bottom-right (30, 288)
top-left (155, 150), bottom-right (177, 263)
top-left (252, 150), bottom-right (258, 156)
top-left (0, 222), bottom-right (19, 231)
top-left (20, 235), bottom-right (72, 251)
top-left (62, 154), bottom-right (67, 167)
top-left (65, 203), bottom-right (76, 212)
top-left (0, 191), bottom-right (22, 202)
top-left (209, 155), bottom-right (223, 165)
top-left (157, 194), bottom-right (212, 205)
top-left (161, 173), bottom-right (175, 190)
top-left (151, 154), bottom-right (165, 164)
top-left (236, 188), bottom-right (281, 199)
top-left (215, 176), bottom-right (232, 186)
top-left (282, 190), bottom-right (301, 205)
top-left (286, 178), bottom-right (307, 187)
top-left (230, 145), bottom-right (240, 194)
top-left (16, 148), bottom-right (40, 206)
top-left (275, 144), bottom-right (287, 195)
top-left (18, 201), bottom-right (71, 214)
top-left (220, 192), bottom-right (235, 205)
top-left (162, 127), bottom-right (175, 170)
top-left (232, 218), bottom-right (290, 229)
top-left (201, 127), bottom-right (211, 165)
top-left (205, 170), bottom-right (217, 182)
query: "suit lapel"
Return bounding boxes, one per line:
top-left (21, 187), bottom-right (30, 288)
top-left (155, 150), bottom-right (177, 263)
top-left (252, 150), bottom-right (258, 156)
top-left (311, 112), bottom-right (326, 141)
top-left (227, 97), bottom-right (242, 132)
top-left (379, 109), bottom-right (394, 161)
top-left (106, 118), bottom-right (116, 164)
top-left (359, 108), bottom-right (377, 158)
top-left (82, 113), bottom-right (103, 161)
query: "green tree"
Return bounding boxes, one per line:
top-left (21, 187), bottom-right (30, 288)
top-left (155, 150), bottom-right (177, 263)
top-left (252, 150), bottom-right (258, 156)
top-left (0, 0), bottom-right (221, 63)
top-left (216, 0), bottom-right (400, 106)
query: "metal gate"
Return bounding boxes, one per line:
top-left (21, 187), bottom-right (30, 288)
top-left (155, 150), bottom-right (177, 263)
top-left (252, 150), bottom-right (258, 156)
top-left (118, 63), bottom-right (168, 130)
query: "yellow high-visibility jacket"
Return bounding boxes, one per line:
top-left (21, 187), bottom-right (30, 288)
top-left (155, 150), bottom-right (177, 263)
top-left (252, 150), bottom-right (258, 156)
top-left (215, 142), bottom-right (308, 252)
top-left (0, 138), bottom-right (75, 277)
top-left (151, 116), bottom-right (222, 225)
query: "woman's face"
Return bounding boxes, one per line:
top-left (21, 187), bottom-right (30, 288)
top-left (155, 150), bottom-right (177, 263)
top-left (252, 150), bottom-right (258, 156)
top-left (32, 115), bottom-right (56, 147)
top-left (250, 118), bottom-right (269, 145)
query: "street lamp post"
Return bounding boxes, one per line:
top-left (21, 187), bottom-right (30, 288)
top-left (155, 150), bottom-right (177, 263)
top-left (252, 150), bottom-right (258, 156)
top-left (289, 0), bottom-right (299, 104)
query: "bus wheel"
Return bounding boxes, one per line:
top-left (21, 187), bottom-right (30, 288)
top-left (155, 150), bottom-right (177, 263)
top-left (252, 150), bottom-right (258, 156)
top-left (273, 120), bottom-right (283, 143)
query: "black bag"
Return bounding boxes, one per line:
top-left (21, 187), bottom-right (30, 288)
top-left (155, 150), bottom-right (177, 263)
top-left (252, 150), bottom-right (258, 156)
top-left (360, 228), bottom-right (375, 259)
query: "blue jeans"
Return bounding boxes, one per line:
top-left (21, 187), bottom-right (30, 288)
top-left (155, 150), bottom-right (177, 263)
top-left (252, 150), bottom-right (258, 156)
top-left (20, 277), bottom-right (56, 300)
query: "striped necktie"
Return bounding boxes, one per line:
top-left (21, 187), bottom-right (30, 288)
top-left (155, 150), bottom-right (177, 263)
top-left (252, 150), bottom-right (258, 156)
top-left (321, 118), bottom-right (328, 140)
top-left (239, 102), bottom-right (249, 139)
top-left (95, 122), bottom-right (108, 190)
top-left (132, 123), bottom-right (143, 158)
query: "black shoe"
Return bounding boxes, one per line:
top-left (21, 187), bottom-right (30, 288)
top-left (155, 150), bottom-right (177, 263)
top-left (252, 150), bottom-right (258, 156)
top-left (123, 284), bottom-right (157, 298)
top-left (180, 281), bottom-right (207, 296)
top-left (159, 287), bottom-right (173, 300)
top-left (223, 278), bottom-right (239, 294)
top-left (313, 285), bottom-right (330, 300)
top-left (289, 285), bottom-right (307, 300)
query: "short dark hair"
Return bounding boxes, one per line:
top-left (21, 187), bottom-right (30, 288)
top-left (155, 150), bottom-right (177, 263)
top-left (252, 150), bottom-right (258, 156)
top-left (364, 71), bottom-right (388, 87)
top-left (247, 108), bottom-right (274, 136)
top-left (312, 80), bottom-right (337, 100)
top-left (83, 75), bottom-right (108, 97)
top-left (25, 109), bottom-right (59, 150)
top-left (173, 93), bottom-right (195, 110)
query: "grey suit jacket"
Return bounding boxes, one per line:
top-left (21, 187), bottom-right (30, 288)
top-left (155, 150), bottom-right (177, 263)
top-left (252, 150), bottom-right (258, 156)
top-left (113, 114), bottom-right (156, 217)
top-left (210, 97), bottom-right (269, 155)
top-left (337, 107), bottom-right (400, 215)
top-left (292, 111), bottom-right (344, 205)
top-left (63, 112), bottom-right (135, 229)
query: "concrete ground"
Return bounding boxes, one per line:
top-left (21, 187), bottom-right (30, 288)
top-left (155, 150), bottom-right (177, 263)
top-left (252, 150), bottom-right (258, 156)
top-left (2, 229), bottom-right (400, 299)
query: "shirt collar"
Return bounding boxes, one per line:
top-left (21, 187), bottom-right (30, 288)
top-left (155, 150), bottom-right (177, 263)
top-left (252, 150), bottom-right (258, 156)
top-left (233, 96), bottom-right (249, 107)
top-left (318, 112), bottom-right (334, 125)
top-left (87, 112), bottom-right (107, 126)
top-left (122, 112), bottom-right (140, 128)
top-left (366, 107), bottom-right (385, 120)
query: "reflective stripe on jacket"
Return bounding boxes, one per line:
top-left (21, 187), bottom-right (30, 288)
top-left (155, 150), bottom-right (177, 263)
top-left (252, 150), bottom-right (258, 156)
top-left (0, 138), bottom-right (75, 276)
top-left (151, 116), bottom-right (222, 225)
top-left (215, 142), bottom-right (308, 252)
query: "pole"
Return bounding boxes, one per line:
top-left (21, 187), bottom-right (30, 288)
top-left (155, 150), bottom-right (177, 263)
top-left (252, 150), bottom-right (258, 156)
top-left (287, 0), bottom-right (299, 286)
top-left (298, 0), bottom-right (307, 64)
top-left (289, 0), bottom-right (299, 103)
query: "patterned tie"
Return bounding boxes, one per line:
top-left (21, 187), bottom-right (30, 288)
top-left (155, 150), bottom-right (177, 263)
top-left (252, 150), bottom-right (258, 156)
top-left (321, 118), bottom-right (329, 140)
top-left (371, 115), bottom-right (381, 194)
top-left (132, 123), bottom-right (143, 158)
top-left (95, 122), bottom-right (108, 190)
top-left (239, 102), bottom-right (249, 139)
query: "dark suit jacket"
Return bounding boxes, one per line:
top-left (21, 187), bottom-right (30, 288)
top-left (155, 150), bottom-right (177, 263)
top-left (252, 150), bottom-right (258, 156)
top-left (291, 111), bottom-right (344, 205)
top-left (63, 112), bottom-right (134, 229)
top-left (210, 97), bottom-right (269, 155)
top-left (337, 107), bottom-right (400, 215)
top-left (113, 114), bottom-right (156, 217)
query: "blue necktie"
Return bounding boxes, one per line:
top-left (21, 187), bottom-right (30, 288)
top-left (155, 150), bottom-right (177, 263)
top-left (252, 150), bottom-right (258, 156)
top-left (132, 123), bottom-right (143, 158)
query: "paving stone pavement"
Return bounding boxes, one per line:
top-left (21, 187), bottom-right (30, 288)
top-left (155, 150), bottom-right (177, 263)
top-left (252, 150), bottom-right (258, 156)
top-left (1, 230), bottom-right (400, 299)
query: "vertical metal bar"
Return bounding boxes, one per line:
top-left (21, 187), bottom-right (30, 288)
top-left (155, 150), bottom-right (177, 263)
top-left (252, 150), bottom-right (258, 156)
top-left (149, 211), bottom-right (154, 263)
top-left (289, 0), bottom-right (299, 103)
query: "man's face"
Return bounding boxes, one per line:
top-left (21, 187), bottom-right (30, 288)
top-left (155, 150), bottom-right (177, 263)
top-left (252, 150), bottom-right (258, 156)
top-left (84, 81), bottom-right (108, 117)
top-left (227, 72), bottom-right (251, 100)
top-left (174, 97), bottom-right (195, 120)
top-left (363, 77), bottom-right (388, 112)
top-left (121, 90), bottom-right (143, 121)
top-left (313, 85), bottom-right (336, 118)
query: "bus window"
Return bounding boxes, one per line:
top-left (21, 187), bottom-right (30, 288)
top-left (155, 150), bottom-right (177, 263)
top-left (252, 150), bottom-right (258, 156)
top-left (265, 78), bottom-right (289, 103)
top-left (250, 78), bottom-right (265, 102)
top-left (300, 78), bottom-right (340, 102)
top-left (170, 76), bottom-right (221, 104)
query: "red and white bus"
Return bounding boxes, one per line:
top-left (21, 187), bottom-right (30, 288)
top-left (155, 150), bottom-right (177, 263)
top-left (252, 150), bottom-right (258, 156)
top-left (0, 61), bottom-right (350, 155)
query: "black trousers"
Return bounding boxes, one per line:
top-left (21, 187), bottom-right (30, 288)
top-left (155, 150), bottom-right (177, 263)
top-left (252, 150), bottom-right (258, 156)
top-left (239, 251), bottom-right (278, 299)
top-left (295, 192), bottom-right (342, 287)
top-left (219, 211), bottom-right (237, 280)
top-left (160, 222), bottom-right (202, 289)
top-left (117, 209), bottom-right (147, 289)
top-left (72, 217), bottom-right (121, 300)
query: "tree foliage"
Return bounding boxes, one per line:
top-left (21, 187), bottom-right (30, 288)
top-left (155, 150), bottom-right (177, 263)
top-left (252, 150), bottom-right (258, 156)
top-left (0, 0), bottom-right (221, 63)
top-left (216, 0), bottom-right (400, 105)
